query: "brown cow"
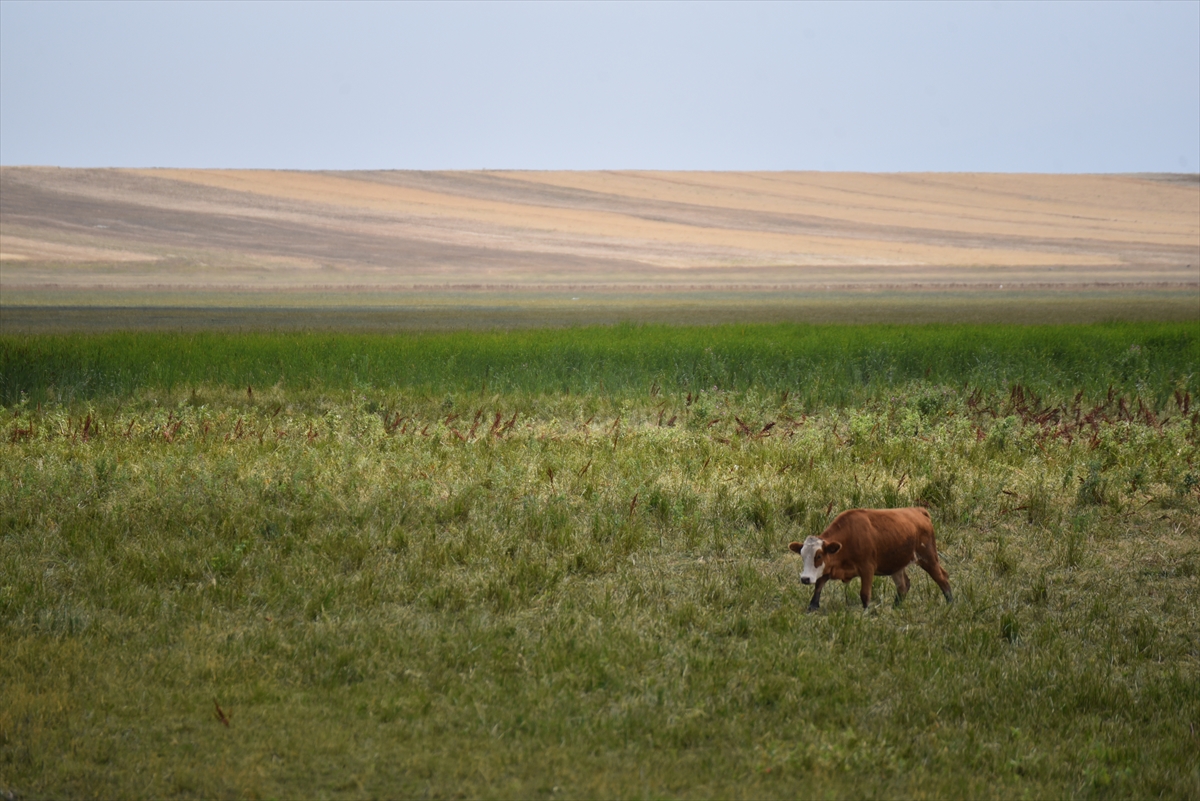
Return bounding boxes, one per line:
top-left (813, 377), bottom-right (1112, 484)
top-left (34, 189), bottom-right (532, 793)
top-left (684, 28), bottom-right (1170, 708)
top-left (788, 507), bottom-right (952, 611)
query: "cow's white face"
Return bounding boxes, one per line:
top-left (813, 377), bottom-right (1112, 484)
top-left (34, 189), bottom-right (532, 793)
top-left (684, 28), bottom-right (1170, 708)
top-left (798, 536), bottom-right (826, 584)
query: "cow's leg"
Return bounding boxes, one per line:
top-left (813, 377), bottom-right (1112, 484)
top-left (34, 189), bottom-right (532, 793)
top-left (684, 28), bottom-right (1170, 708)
top-left (915, 549), bottom-right (953, 603)
top-left (807, 575), bottom-right (829, 612)
top-left (858, 567), bottom-right (875, 609)
top-left (891, 569), bottom-right (910, 605)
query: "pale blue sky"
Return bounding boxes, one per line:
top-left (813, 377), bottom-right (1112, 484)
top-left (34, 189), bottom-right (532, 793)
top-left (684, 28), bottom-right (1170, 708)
top-left (2, 0), bottom-right (1197, 172)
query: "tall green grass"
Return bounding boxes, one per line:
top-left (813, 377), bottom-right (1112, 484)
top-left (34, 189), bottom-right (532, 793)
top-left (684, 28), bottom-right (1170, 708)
top-left (3, 322), bottom-right (1196, 406)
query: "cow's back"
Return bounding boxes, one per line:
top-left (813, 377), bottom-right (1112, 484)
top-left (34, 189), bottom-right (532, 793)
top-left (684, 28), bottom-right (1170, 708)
top-left (826, 507), bottom-right (933, 576)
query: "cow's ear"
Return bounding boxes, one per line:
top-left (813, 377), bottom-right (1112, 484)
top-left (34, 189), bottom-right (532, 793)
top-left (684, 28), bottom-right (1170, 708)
top-left (788, 541), bottom-right (804, 553)
top-left (823, 541), bottom-right (841, 555)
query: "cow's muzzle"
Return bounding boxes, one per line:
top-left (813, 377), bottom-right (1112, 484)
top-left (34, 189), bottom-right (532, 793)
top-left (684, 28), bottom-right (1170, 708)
top-left (800, 577), bottom-right (812, 585)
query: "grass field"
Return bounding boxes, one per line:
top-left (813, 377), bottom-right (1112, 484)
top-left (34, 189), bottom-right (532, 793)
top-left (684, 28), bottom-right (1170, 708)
top-left (3, 285), bottom-right (1200, 335)
top-left (2, 322), bottom-right (1198, 799)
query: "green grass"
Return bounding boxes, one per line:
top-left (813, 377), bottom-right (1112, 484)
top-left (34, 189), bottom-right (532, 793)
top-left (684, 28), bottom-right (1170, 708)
top-left (2, 325), bottom-right (1199, 798)
top-left (3, 321), bottom-right (1197, 406)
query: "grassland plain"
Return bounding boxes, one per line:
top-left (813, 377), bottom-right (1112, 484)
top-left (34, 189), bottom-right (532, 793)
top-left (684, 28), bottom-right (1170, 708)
top-left (1, 323), bottom-right (1199, 799)
top-left (3, 286), bottom-right (1199, 334)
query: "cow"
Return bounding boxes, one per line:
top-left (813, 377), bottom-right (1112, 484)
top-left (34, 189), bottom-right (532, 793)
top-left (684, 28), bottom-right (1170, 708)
top-left (788, 507), bottom-right (953, 611)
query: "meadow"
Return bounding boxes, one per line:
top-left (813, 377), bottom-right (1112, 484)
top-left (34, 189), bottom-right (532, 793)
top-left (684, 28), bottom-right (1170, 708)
top-left (2, 322), bottom-right (1198, 799)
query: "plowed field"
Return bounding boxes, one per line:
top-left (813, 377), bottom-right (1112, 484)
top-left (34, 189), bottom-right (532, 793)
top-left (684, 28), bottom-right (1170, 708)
top-left (2, 168), bottom-right (1196, 327)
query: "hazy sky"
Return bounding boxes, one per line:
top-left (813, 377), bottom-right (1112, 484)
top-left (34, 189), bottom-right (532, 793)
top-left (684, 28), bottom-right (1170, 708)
top-left (2, 0), bottom-right (1197, 172)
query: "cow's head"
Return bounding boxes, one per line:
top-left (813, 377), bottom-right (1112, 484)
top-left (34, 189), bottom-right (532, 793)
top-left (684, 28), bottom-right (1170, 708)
top-left (789, 536), bottom-right (841, 584)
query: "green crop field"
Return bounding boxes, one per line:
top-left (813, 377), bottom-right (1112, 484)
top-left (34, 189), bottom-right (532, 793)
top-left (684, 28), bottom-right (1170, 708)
top-left (2, 322), bottom-right (1198, 799)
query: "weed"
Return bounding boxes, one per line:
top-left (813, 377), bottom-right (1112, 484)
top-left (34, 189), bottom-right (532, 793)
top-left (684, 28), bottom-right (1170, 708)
top-left (1077, 460), bottom-right (1110, 507)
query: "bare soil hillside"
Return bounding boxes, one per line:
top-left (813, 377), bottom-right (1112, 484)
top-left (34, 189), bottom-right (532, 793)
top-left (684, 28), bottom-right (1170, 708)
top-left (1, 168), bottom-right (1196, 327)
